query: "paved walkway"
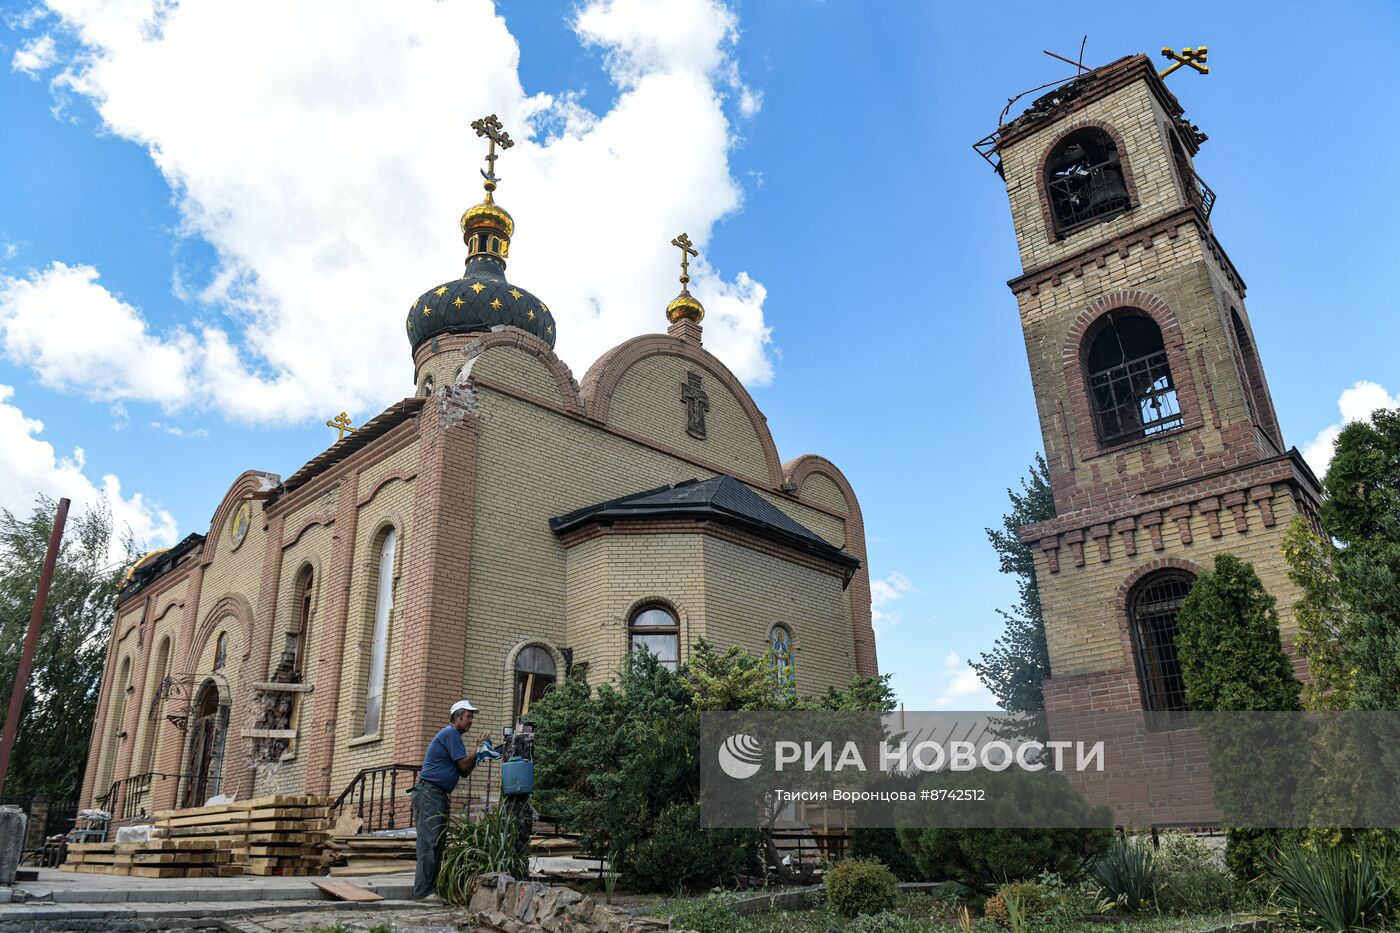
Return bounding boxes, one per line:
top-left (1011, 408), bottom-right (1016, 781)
top-left (0, 869), bottom-right (454, 931)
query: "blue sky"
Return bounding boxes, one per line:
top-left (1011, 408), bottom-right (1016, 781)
top-left (1, 1), bottom-right (1397, 710)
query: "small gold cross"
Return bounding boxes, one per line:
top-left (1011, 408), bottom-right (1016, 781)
top-left (326, 412), bottom-right (355, 442)
top-left (1160, 46), bottom-right (1209, 79)
top-left (671, 232), bottom-right (698, 289)
top-left (470, 114), bottom-right (515, 190)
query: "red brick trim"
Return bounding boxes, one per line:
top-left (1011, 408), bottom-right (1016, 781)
top-left (1115, 558), bottom-right (1201, 710)
top-left (266, 419), bottom-right (418, 519)
top-left (283, 515), bottom-right (334, 551)
top-left (456, 327), bottom-right (583, 413)
top-left (579, 333), bottom-right (785, 488)
top-left (183, 592), bottom-right (255, 675)
top-left (1035, 119), bottom-right (1141, 243)
top-left (1007, 207), bottom-right (1246, 298)
top-left (356, 470), bottom-right (418, 508)
top-left (1060, 289), bottom-right (1204, 464)
top-left (202, 471), bottom-right (280, 566)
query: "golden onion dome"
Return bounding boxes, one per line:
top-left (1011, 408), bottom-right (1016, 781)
top-left (460, 192), bottom-right (514, 241)
top-left (666, 290), bottom-right (705, 324)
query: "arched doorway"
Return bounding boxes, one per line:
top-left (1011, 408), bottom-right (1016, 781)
top-left (181, 679), bottom-right (229, 807)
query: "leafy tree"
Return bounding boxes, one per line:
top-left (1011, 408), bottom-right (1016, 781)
top-left (1286, 409), bottom-right (1400, 712)
top-left (972, 456), bottom-right (1056, 713)
top-left (0, 496), bottom-right (137, 802)
top-left (530, 641), bottom-right (896, 891)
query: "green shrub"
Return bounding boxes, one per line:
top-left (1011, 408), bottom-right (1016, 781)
top-left (1092, 837), bottom-right (1156, 912)
top-left (1151, 832), bottom-right (1232, 914)
top-left (844, 911), bottom-right (906, 932)
top-left (896, 770), bottom-right (1111, 892)
top-left (628, 802), bottom-right (758, 894)
top-left (435, 806), bottom-right (527, 904)
top-left (825, 857), bottom-right (899, 919)
top-left (852, 827), bottom-right (923, 882)
top-left (982, 881), bottom-right (1056, 927)
top-left (1263, 842), bottom-right (1392, 932)
top-left (661, 891), bottom-right (743, 933)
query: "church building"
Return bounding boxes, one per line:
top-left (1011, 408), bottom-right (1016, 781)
top-left (983, 54), bottom-right (1322, 719)
top-left (80, 116), bottom-right (876, 814)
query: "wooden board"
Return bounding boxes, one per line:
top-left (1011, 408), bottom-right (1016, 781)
top-left (312, 878), bottom-right (384, 902)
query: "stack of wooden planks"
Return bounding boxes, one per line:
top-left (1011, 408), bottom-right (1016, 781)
top-left (151, 795), bottom-right (333, 876)
top-left (61, 838), bottom-right (236, 878)
top-left (326, 833), bottom-right (416, 876)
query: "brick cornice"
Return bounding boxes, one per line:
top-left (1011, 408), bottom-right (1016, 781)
top-left (265, 418), bottom-right (418, 519)
top-left (557, 517), bottom-right (855, 583)
top-left (1019, 454), bottom-right (1312, 547)
top-left (1007, 207), bottom-right (1245, 298)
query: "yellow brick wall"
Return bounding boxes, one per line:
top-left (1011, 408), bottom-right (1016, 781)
top-left (1001, 81), bottom-right (1183, 272)
top-left (605, 353), bottom-right (770, 482)
top-left (1037, 490), bottom-right (1305, 677)
top-left (330, 473), bottom-right (417, 792)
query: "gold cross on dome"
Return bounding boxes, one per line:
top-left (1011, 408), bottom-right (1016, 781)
top-left (1160, 46), bottom-right (1209, 79)
top-left (470, 113), bottom-right (515, 189)
top-left (670, 233), bottom-right (698, 289)
top-left (326, 412), bottom-right (355, 442)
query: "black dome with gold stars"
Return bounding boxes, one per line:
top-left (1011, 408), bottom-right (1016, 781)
top-left (406, 114), bottom-right (556, 351)
top-left (406, 254), bottom-right (555, 351)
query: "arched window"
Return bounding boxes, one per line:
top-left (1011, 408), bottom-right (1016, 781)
top-left (140, 637), bottom-right (172, 774)
top-left (97, 656), bottom-right (132, 800)
top-left (513, 646), bottom-right (557, 724)
top-left (290, 570), bottom-right (314, 680)
top-left (362, 528), bottom-right (398, 736)
top-left (212, 632), bottom-right (227, 671)
top-left (1045, 128), bottom-right (1131, 233)
top-left (1085, 309), bottom-right (1183, 444)
top-left (1128, 571), bottom-right (1194, 712)
top-left (630, 605), bottom-right (679, 672)
top-left (1229, 309), bottom-right (1280, 448)
top-left (769, 624), bottom-right (796, 695)
top-left (182, 680), bottom-right (229, 807)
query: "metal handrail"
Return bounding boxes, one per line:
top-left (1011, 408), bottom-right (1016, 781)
top-left (332, 759), bottom-right (500, 833)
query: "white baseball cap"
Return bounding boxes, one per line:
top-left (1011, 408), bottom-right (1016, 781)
top-left (450, 699), bottom-right (478, 715)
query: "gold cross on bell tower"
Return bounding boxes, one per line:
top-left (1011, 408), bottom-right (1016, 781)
top-left (671, 233), bottom-right (698, 290)
top-left (1160, 46), bottom-right (1209, 79)
top-left (470, 114), bottom-right (515, 192)
top-left (326, 412), bottom-right (355, 442)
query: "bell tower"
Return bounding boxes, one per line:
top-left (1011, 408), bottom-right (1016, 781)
top-left (980, 54), bottom-right (1321, 716)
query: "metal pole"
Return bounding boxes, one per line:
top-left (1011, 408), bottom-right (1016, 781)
top-left (0, 497), bottom-right (70, 798)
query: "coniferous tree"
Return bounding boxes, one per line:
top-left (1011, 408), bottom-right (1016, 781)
top-left (972, 456), bottom-right (1056, 712)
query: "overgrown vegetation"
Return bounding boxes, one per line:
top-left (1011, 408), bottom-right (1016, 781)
top-left (530, 641), bottom-right (894, 894)
top-left (1263, 842), bottom-right (1393, 931)
top-left (0, 496), bottom-right (137, 803)
top-left (435, 805), bottom-right (528, 904)
top-left (1092, 837), bottom-right (1157, 913)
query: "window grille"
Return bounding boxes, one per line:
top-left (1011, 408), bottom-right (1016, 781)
top-left (1129, 572), bottom-right (1194, 713)
top-left (1046, 129), bottom-right (1131, 232)
top-left (1087, 311), bottom-right (1183, 444)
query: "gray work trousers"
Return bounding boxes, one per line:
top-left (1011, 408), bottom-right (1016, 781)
top-left (413, 781), bottom-right (451, 898)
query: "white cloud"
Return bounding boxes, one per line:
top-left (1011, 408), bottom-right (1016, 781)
top-left (1302, 380), bottom-right (1400, 477)
top-left (0, 384), bottom-right (178, 555)
top-left (0, 261), bottom-right (196, 407)
top-left (11, 0), bottom-right (769, 425)
top-left (870, 570), bottom-right (913, 637)
top-left (11, 33), bottom-right (58, 75)
top-left (932, 652), bottom-right (1000, 711)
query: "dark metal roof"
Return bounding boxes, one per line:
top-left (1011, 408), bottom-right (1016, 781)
top-left (117, 532), bottom-right (205, 604)
top-left (271, 397), bottom-right (426, 503)
top-left (550, 475), bottom-right (860, 574)
top-left (406, 254), bottom-right (555, 352)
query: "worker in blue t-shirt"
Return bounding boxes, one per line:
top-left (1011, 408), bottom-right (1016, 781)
top-left (412, 698), bottom-right (490, 898)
